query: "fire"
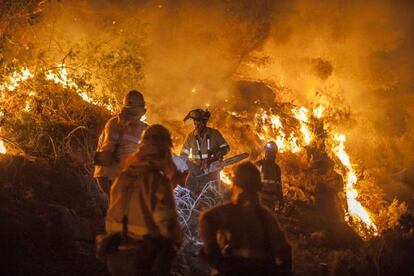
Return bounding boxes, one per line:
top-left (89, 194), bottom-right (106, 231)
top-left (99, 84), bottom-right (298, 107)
top-left (220, 170), bottom-right (232, 186)
top-left (333, 134), bottom-right (378, 235)
top-left (45, 64), bottom-right (115, 112)
top-left (0, 128), bottom-right (6, 154)
top-left (0, 67), bottom-right (33, 92)
top-left (254, 106), bottom-right (378, 237)
top-left (0, 139), bottom-right (6, 154)
top-left (313, 105), bottom-right (325, 119)
top-left (292, 107), bottom-right (313, 145)
top-left (0, 65), bottom-right (122, 158)
top-left (24, 100), bottom-right (31, 113)
top-left (254, 110), bottom-right (302, 153)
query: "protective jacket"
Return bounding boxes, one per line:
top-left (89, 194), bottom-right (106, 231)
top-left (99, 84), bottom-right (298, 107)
top-left (106, 158), bottom-right (181, 242)
top-left (199, 195), bottom-right (291, 275)
top-left (94, 115), bottom-right (147, 180)
top-left (256, 159), bottom-right (284, 207)
top-left (180, 127), bottom-right (229, 166)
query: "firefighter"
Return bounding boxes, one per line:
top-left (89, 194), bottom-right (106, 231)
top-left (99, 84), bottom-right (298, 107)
top-left (180, 109), bottom-right (230, 191)
top-left (93, 90), bottom-right (148, 195)
top-left (256, 141), bottom-right (284, 211)
top-left (105, 124), bottom-right (182, 276)
top-left (199, 161), bottom-right (292, 276)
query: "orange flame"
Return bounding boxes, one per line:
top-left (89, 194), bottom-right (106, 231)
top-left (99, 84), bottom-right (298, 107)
top-left (332, 134), bottom-right (378, 235)
top-left (0, 128), bottom-right (6, 154)
top-left (220, 170), bottom-right (232, 187)
top-left (0, 140), bottom-right (6, 154)
top-left (292, 107), bottom-right (313, 145)
top-left (313, 105), bottom-right (325, 119)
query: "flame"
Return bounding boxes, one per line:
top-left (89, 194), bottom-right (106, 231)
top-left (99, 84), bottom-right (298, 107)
top-left (254, 110), bottom-right (302, 153)
top-left (333, 134), bottom-right (378, 235)
top-left (24, 100), bottom-right (31, 113)
top-left (45, 64), bottom-right (115, 112)
top-left (0, 128), bottom-right (6, 154)
top-left (313, 105), bottom-right (325, 118)
top-left (220, 170), bottom-right (232, 187)
top-left (0, 67), bottom-right (34, 92)
top-left (292, 107), bottom-right (313, 145)
top-left (0, 139), bottom-right (6, 154)
top-left (254, 107), bottom-right (378, 237)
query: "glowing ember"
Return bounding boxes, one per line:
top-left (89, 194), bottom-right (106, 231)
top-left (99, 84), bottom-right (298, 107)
top-left (332, 134), bottom-right (378, 235)
top-left (292, 107), bottom-right (313, 145)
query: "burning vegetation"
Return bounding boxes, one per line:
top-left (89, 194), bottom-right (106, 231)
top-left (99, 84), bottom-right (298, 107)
top-left (1, 0), bottom-right (413, 275)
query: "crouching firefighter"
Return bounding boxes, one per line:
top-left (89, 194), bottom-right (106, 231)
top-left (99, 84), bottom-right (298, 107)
top-left (199, 161), bottom-right (292, 276)
top-left (93, 90), bottom-right (148, 195)
top-left (257, 141), bottom-right (285, 211)
top-left (180, 109), bottom-right (230, 192)
top-left (105, 124), bottom-right (183, 276)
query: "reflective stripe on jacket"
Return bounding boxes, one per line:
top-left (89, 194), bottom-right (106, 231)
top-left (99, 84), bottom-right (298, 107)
top-left (257, 159), bottom-right (283, 202)
top-left (94, 115), bottom-right (147, 180)
top-left (180, 127), bottom-right (229, 164)
top-left (105, 160), bottom-right (179, 240)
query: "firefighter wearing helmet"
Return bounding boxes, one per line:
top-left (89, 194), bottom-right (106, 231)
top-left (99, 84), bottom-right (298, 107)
top-left (93, 90), bottom-right (148, 196)
top-left (180, 109), bottom-right (230, 191)
top-left (105, 124), bottom-right (182, 275)
top-left (199, 161), bottom-right (292, 275)
top-left (256, 141), bottom-right (285, 211)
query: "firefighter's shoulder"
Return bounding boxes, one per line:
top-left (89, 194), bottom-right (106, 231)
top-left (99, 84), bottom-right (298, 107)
top-left (104, 115), bottom-right (121, 132)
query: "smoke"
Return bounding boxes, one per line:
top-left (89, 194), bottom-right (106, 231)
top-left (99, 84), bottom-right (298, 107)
top-left (2, 0), bottom-right (414, 203)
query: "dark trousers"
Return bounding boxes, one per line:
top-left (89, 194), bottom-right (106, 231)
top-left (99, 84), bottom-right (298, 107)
top-left (106, 238), bottom-right (175, 276)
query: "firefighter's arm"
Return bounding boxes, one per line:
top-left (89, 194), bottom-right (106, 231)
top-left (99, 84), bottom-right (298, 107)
top-left (153, 177), bottom-right (183, 245)
top-left (199, 210), bottom-right (222, 269)
top-left (95, 119), bottom-right (121, 165)
top-left (100, 118), bottom-right (120, 152)
top-left (214, 130), bottom-right (230, 157)
top-left (180, 134), bottom-right (191, 159)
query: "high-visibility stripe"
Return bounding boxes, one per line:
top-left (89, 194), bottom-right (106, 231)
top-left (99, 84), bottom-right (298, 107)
top-left (105, 221), bottom-right (151, 237)
top-left (263, 179), bottom-right (276, 184)
top-left (207, 137), bottom-right (211, 151)
top-left (195, 138), bottom-right (201, 151)
top-left (192, 154), bottom-right (209, 159)
top-left (181, 148), bottom-right (190, 155)
top-left (219, 143), bottom-right (228, 148)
